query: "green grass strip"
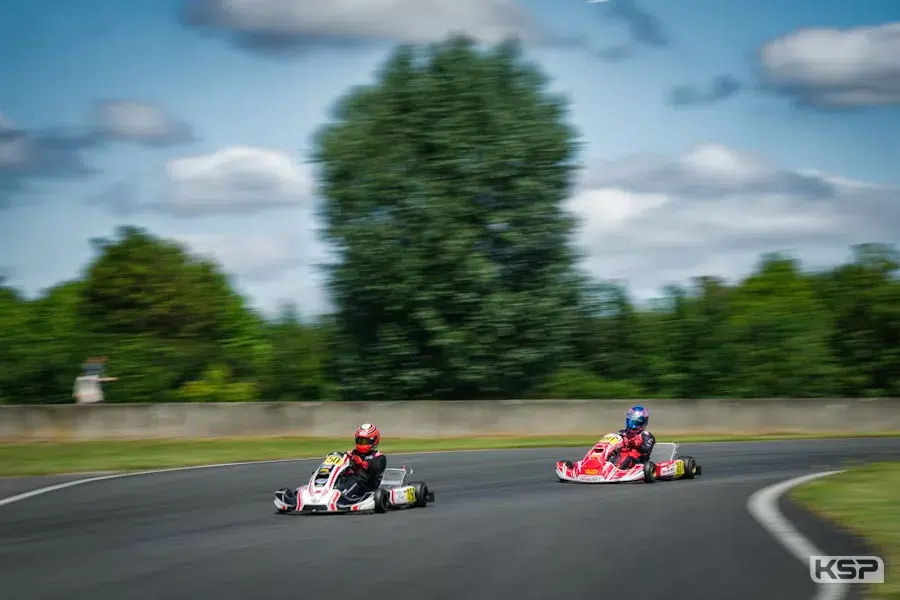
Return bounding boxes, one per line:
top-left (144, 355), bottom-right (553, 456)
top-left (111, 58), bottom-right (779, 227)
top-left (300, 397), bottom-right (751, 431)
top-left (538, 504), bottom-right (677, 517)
top-left (791, 462), bottom-right (899, 598)
top-left (1, 431), bottom-right (897, 477)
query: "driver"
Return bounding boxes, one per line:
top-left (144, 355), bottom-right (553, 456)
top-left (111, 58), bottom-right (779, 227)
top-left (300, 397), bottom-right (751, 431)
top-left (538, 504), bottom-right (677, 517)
top-left (344, 423), bottom-right (387, 496)
top-left (612, 405), bottom-right (655, 469)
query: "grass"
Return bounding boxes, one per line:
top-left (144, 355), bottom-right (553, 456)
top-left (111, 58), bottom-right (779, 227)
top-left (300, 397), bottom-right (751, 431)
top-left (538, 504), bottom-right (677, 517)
top-left (1, 431), bottom-right (898, 477)
top-left (791, 462), bottom-right (900, 599)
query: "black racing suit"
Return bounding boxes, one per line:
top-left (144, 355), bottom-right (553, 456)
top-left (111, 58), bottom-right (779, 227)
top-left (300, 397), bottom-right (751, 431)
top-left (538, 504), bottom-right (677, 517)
top-left (342, 449), bottom-right (387, 500)
top-left (612, 429), bottom-right (656, 469)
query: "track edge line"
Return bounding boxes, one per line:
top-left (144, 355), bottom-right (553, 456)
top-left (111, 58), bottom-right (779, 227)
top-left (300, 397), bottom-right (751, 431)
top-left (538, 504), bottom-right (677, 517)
top-left (746, 470), bottom-right (846, 600)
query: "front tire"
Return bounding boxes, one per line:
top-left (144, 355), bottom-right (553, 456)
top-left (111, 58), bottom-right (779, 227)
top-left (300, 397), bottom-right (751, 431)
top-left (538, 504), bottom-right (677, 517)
top-left (275, 487), bottom-right (295, 513)
top-left (557, 460), bottom-right (574, 483)
top-left (643, 461), bottom-right (657, 483)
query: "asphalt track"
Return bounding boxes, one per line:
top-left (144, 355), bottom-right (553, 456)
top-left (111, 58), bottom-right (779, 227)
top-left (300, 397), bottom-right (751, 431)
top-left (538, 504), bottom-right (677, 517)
top-left (2, 439), bottom-right (899, 600)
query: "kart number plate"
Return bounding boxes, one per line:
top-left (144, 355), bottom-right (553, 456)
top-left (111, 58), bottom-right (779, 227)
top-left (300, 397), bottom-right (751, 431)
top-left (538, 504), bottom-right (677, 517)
top-left (323, 455), bottom-right (343, 465)
top-left (405, 488), bottom-right (416, 503)
top-left (602, 434), bottom-right (620, 443)
top-left (675, 460), bottom-right (685, 476)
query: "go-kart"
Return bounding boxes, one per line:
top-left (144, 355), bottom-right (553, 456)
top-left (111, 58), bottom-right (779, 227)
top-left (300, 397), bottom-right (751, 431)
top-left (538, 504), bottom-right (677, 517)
top-left (555, 432), bottom-right (702, 483)
top-left (274, 451), bottom-right (435, 514)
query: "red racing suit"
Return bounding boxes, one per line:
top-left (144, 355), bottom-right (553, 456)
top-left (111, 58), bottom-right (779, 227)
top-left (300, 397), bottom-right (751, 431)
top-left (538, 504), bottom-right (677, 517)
top-left (346, 449), bottom-right (387, 493)
top-left (612, 429), bottom-right (656, 469)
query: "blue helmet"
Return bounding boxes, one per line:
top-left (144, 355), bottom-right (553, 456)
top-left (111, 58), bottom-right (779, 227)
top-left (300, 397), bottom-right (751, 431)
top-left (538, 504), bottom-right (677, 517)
top-left (625, 406), bottom-right (649, 432)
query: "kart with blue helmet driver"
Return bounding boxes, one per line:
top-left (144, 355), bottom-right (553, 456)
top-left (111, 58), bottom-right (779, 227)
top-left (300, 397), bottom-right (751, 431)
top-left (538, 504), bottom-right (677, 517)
top-left (555, 405), bottom-right (702, 483)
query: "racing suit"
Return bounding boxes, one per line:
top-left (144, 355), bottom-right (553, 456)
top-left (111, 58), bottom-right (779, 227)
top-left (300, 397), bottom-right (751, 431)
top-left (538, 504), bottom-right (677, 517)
top-left (342, 449), bottom-right (387, 500)
top-left (613, 429), bottom-right (656, 470)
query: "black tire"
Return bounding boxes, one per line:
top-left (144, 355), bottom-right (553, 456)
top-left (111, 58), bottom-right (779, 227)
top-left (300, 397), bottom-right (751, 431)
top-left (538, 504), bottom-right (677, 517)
top-left (373, 488), bottom-right (389, 513)
top-left (275, 487), bottom-right (295, 513)
top-left (680, 456), bottom-right (698, 479)
top-left (411, 482), bottom-right (429, 508)
top-left (643, 461), bottom-right (657, 483)
top-left (561, 460), bottom-right (574, 468)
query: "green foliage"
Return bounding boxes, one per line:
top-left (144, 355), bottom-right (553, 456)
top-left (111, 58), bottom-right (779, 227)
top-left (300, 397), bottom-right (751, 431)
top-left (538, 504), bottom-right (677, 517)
top-left (0, 226), bottom-right (325, 404)
top-left (175, 364), bottom-right (259, 403)
top-left (530, 368), bottom-right (645, 399)
top-left (80, 226), bottom-right (251, 342)
top-left (257, 303), bottom-right (337, 401)
top-left (313, 36), bottom-right (584, 400)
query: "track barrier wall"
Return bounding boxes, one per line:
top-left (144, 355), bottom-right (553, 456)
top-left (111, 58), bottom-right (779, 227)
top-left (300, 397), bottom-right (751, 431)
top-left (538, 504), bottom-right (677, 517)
top-left (1, 398), bottom-right (898, 441)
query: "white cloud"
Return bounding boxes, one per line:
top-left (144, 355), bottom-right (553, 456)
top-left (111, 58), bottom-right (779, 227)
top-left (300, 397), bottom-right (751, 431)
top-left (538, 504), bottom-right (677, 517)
top-left (1, 115), bottom-right (98, 197)
top-left (178, 232), bottom-right (309, 281)
top-left (175, 229), bottom-right (332, 314)
top-left (93, 146), bottom-right (316, 217)
top-left (0, 132), bottom-right (31, 171)
top-left (94, 100), bottom-right (194, 145)
top-left (759, 22), bottom-right (900, 107)
top-left (91, 141), bottom-right (900, 312)
top-left (166, 146), bottom-right (313, 214)
top-left (568, 143), bottom-right (900, 296)
top-left (0, 114), bottom-right (38, 172)
top-left (182, 0), bottom-right (562, 47)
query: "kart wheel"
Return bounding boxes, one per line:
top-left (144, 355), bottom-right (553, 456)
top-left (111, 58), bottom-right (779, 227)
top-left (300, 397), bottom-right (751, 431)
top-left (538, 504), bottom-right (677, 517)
top-left (643, 461), bottom-right (657, 483)
top-left (557, 460), bottom-right (574, 483)
top-left (372, 488), bottom-right (389, 514)
top-left (411, 482), bottom-right (429, 508)
top-left (680, 456), bottom-right (698, 479)
top-left (275, 487), bottom-right (295, 513)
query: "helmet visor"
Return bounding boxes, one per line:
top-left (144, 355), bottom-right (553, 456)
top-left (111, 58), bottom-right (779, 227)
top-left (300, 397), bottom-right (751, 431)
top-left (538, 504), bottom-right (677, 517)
top-left (355, 436), bottom-right (374, 447)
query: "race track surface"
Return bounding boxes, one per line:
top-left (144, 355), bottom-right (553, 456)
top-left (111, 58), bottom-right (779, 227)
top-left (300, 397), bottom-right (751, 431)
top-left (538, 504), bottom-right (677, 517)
top-left (2, 438), bottom-right (899, 600)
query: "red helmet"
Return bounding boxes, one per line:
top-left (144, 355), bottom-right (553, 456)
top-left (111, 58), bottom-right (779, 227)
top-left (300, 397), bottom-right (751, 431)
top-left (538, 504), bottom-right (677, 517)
top-left (355, 423), bottom-right (380, 454)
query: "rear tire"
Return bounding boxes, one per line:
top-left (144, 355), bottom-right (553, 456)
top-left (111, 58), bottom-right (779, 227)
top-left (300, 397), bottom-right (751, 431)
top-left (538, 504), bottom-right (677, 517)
top-left (373, 488), bottom-right (389, 513)
top-left (411, 482), bottom-right (429, 508)
top-left (680, 456), bottom-right (698, 479)
top-left (643, 461), bottom-right (657, 483)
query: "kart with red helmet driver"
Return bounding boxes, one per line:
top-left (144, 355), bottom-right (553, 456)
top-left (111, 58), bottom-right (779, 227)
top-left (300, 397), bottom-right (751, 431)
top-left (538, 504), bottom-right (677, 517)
top-left (555, 406), bottom-right (702, 483)
top-left (274, 423), bottom-right (435, 514)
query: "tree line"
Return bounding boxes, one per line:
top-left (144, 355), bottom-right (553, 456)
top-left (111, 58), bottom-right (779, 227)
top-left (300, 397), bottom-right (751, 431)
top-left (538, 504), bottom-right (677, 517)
top-left (1, 36), bottom-right (898, 403)
top-left (2, 227), bottom-right (896, 404)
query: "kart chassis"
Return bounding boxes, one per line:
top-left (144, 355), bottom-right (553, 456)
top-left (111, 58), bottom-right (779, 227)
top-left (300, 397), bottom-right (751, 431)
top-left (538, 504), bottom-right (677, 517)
top-left (555, 433), bottom-right (702, 484)
top-left (274, 453), bottom-right (435, 514)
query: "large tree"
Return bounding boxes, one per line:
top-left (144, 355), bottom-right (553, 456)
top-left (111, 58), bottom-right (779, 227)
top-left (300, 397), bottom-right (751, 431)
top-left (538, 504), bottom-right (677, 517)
top-left (77, 226), bottom-right (266, 401)
top-left (313, 36), bottom-right (584, 400)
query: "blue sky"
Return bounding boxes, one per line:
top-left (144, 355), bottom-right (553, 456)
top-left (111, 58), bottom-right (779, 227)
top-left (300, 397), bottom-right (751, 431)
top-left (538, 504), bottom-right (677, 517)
top-left (2, 0), bottom-right (899, 316)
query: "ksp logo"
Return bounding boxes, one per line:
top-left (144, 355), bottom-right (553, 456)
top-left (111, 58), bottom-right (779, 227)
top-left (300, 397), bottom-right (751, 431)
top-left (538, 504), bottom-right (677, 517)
top-left (809, 556), bottom-right (884, 583)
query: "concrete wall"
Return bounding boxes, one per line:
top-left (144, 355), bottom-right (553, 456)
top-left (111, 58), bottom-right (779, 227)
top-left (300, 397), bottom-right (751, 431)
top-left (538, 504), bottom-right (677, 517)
top-left (1, 398), bottom-right (898, 441)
